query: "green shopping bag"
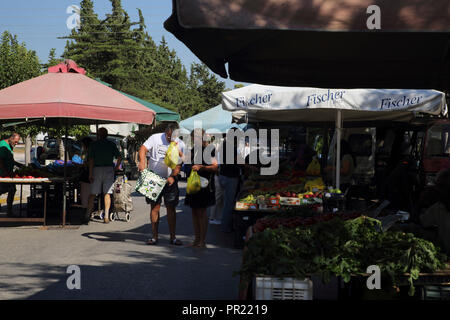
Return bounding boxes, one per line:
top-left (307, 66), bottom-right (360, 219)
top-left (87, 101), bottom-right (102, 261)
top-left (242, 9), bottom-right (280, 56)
top-left (135, 169), bottom-right (167, 201)
top-left (164, 142), bottom-right (180, 170)
top-left (186, 170), bottom-right (201, 195)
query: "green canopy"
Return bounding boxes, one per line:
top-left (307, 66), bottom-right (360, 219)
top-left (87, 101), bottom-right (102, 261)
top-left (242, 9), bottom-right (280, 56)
top-left (95, 79), bottom-right (180, 122)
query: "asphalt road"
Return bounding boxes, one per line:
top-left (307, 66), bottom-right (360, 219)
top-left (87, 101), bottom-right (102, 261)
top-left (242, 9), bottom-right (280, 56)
top-left (0, 181), bottom-right (243, 300)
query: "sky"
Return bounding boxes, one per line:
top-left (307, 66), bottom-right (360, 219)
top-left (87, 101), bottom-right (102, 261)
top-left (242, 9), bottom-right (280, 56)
top-left (0, 0), bottom-right (240, 89)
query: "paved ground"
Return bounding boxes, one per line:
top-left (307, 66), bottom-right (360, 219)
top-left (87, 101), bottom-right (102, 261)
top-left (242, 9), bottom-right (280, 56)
top-left (0, 181), bottom-right (243, 300)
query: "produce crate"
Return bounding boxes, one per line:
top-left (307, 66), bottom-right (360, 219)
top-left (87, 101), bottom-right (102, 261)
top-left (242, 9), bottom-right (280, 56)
top-left (279, 197), bottom-right (301, 206)
top-left (30, 181), bottom-right (76, 204)
top-left (423, 285), bottom-right (450, 300)
top-left (26, 196), bottom-right (63, 218)
top-left (253, 277), bottom-right (313, 300)
top-left (235, 202), bottom-right (258, 211)
top-left (30, 183), bottom-right (62, 200)
top-left (322, 193), bottom-right (346, 213)
top-left (268, 197), bottom-right (280, 206)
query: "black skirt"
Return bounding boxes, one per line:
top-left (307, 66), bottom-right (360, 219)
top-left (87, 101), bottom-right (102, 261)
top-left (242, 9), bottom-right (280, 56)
top-left (185, 177), bottom-right (216, 209)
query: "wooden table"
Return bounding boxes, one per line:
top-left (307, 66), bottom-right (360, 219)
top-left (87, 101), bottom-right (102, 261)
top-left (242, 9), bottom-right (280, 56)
top-left (0, 178), bottom-right (67, 227)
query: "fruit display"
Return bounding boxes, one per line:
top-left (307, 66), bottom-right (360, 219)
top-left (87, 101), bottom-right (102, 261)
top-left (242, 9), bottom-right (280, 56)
top-left (304, 177), bottom-right (325, 191)
top-left (306, 158), bottom-right (321, 176)
top-left (238, 194), bottom-right (257, 204)
top-left (237, 161), bottom-right (343, 212)
top-left (236, 188), bottom-right (343, 210)
top-left (0, 165), bottom-right (61, 180)
top-left (13, 166), bottom-right (57, 179)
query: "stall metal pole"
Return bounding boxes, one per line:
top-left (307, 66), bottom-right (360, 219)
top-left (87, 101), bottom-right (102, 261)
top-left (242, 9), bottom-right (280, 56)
top-left (95, 121), bottom-right (101, 216)
top-left (336, 110), bottom-right (342, 190)
top-left (62, 120), bottom-right (68, 227)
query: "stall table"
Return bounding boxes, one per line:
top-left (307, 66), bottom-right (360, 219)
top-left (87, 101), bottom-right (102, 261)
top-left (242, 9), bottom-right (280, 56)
top-left (0, 177), bottom-right (74, 227)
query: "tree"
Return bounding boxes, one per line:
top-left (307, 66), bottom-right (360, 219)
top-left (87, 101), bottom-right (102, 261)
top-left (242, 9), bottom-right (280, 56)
top-left (61, 0), bottom-right (106, 77)
top-left (188, 62), bottom-right (226, 109)
top-left (0, 30), bottom-right (43, 162)
top-left (60, 0), bottom-right (226, 123)
top-left (43, 48), bottom-right (64, 70)
top-left (0, 31), bottom-right (42, 90)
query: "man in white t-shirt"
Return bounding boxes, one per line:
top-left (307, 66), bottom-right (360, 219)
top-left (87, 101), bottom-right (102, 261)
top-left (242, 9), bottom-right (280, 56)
top-left (138, 123), bottom-right (185, 246)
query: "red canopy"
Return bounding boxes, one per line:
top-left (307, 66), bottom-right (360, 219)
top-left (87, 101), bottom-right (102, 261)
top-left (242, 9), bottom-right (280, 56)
top-left (0, 61), bottom-right (155, 125)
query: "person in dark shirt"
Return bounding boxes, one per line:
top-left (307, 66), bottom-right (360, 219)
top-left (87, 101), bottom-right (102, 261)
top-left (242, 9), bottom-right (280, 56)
top-left (290, 139), bottom-right (315, 171)
top-left (86, 128), bottom-right (122, 224)
top-left (218, 131), bottom-right (241, 233)
top-left (384, 157), bottom-right (413, 212)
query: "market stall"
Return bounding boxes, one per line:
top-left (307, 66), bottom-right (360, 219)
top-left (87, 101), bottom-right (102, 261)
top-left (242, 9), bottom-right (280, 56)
top-left (222, 86), bottom-right (446, 243)
top-left (219, 85), bottom-right (450, 299)
top-left (0, 60), bottom-right (156, 227)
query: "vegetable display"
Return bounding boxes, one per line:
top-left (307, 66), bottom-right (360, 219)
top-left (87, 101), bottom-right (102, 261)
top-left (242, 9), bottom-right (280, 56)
top-left (237, 216), bottom-right (448, 296)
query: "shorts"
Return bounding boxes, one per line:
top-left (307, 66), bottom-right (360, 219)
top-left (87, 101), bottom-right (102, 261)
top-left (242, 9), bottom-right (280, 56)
top-left (0, 183), bottom-right (16, 195)
top-left (146, 178), bottom-right (179, 207)
top-left (90, 166), bottom-right (115, 195)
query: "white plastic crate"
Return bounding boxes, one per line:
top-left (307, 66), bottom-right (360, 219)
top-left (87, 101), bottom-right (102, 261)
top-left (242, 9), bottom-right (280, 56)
top-left (253, 277), bottom-right (313, 300)
top-left (423, 285), bottom-right (450, 300)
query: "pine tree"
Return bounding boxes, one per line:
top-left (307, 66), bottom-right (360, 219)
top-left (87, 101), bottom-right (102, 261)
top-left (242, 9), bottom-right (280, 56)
top-left (43, 48), bottom-right (64, 71)
top-left (59, 0), bottom-right (226, 121)
top-left (61, 0), bottom-right (106, 77)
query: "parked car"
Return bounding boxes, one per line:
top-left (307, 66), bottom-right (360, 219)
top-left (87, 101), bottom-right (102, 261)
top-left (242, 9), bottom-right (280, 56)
top-left (40, 138), bottom-right (82, 161)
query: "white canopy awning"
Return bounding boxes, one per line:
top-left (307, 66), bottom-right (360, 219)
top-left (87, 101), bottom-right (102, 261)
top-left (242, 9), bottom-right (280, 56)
top-left (222, 85), bottom-right (447, 123)
top-left (222, 84), bottom-right (447, 188)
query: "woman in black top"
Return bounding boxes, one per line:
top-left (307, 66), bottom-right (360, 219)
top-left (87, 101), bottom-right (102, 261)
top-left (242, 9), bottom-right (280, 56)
top-left (185, 129), bottom-right (218, 248)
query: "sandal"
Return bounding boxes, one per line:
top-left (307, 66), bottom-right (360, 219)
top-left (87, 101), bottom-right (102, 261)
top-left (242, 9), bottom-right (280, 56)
top-left (146, 238), bottom-right (158, 245)
top-left (170, 238), bottom-right (183, 246)
top-left (186, 241), bottom-right (200, 247)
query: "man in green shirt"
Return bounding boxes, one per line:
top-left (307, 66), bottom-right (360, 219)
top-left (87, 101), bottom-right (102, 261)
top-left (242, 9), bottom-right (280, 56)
top-left (86, 128), bottom-right (122, 224)
top-left (0, 133), bottom-right (23, 216)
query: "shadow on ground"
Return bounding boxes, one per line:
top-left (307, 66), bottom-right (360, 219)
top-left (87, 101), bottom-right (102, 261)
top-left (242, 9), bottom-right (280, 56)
top-left (0, 244), bottom-right (242, 300)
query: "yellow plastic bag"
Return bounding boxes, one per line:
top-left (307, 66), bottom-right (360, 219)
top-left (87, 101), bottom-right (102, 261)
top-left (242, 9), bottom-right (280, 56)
top-left (306, 158), bottom-right (321, 176)
top-left (164, 142), bottom-right (180, 170)
top-left (186, 171), bottom-right (201, 195)
top-left (304, 177), bottom-right (325, 192)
